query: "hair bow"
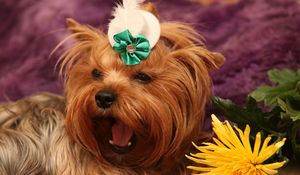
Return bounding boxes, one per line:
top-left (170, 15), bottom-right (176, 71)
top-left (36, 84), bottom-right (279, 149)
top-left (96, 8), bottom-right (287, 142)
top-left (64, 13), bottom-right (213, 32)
top-left (113, 29), bottom-right (151, 65)
top-left (108, 0), bottom-right (160, 66)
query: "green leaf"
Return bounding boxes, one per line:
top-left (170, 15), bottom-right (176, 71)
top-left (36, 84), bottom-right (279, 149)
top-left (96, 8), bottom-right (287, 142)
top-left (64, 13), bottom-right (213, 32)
top-left (212, 96), bottom-right (249, 127)
top-left (277, 98), bottom-right (300, 122)
top-left (213, 68), bottom-right (300, 161)
top-left (268, 69), bottom-right (300, 85)
top-left (212, 96), bottom-right (283, 135)
top-left (250, 69), bottom-right (300, 107)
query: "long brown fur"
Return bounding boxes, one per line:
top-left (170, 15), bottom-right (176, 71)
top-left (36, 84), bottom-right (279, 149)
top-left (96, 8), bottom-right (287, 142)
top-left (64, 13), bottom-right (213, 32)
top-left (0, 2), bottom-right (224, 175)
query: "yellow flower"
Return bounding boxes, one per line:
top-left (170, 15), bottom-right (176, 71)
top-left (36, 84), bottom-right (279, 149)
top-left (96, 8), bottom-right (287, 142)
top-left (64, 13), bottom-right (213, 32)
top-left (186, 114), bottom-right (287, 175)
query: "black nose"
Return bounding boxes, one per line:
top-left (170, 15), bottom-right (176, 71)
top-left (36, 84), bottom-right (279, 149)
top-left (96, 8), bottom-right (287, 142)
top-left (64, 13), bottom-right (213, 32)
top-left (95, 91), bottom-right (117, 109)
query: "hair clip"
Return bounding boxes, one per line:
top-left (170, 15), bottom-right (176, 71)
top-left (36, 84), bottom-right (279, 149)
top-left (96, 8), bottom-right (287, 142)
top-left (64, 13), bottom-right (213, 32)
top-left (108, 0), bottom-right (160, 65)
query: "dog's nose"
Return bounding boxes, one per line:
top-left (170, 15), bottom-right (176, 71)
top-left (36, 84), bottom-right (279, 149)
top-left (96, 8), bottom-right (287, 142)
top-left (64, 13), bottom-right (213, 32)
top-left (95, 91), bottom-right (117, 109)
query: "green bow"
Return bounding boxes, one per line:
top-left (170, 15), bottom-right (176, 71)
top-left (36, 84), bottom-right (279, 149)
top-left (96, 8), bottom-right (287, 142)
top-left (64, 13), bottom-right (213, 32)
top-left (113, 29), bottom-right (151, 66)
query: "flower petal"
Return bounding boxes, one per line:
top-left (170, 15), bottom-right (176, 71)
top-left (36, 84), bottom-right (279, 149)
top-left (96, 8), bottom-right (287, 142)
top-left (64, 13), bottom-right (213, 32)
top-left (252, 132), bottom-right (262, 163)
top-left (188, 115), bottom-right (287, 175)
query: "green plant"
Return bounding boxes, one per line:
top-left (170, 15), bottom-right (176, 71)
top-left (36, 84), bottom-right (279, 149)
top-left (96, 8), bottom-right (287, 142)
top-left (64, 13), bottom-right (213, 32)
top-left (212, 68), bottom-right (300, 161)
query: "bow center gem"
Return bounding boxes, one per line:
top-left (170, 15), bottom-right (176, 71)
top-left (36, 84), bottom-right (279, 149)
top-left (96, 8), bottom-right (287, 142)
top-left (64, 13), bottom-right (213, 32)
top-left (126, 44), bottom-right (136, 53)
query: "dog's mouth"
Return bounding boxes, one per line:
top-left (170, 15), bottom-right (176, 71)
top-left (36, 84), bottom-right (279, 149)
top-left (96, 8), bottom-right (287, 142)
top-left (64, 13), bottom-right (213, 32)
top-left (108, 119), bottom-right (135, 154)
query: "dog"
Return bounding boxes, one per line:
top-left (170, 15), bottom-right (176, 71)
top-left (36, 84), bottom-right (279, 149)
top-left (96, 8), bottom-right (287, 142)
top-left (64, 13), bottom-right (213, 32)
top-left (0, 2), bottom-right (224, 175)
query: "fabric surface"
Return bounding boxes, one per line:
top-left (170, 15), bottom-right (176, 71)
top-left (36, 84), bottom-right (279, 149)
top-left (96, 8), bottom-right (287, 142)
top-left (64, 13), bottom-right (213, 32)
top-left (1, 0), bottom-right (300, 104)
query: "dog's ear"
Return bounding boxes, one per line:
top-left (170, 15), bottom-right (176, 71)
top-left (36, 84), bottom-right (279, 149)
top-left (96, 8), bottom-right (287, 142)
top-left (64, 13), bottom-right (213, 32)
top-left (141, 2), bottom-right (159, 18)
top-left (65, 18), bottom-right (103, 42)
top-left (161, 23), bottom-right (225, 72)
top-left (66, 18), bottom-right (80, 32)
top-left (54, 18), bottom-right (106, 76)
top-left (66, 18), bottom-right (86, 37)
top-left (200, 51), bottom-right (225, 72)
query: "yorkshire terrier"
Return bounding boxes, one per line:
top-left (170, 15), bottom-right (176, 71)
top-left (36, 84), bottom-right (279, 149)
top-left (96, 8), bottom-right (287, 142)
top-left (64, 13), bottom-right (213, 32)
top-left (0, 1), bottom-right (224, 175)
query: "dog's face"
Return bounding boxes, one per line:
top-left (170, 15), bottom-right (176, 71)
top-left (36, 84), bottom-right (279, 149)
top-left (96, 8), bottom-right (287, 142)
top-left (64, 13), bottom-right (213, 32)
top-left (58, 9), bottom-right (223, 170)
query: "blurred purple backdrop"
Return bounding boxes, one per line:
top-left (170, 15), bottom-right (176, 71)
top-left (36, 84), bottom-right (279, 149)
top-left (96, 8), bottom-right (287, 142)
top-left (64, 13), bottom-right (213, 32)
top-left (1, 0), bottom-right (300, 104)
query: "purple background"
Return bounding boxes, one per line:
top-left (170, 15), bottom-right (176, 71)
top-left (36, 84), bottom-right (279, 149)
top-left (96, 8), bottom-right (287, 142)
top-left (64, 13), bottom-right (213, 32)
top-left (1, 0), bottom-right (300, 104)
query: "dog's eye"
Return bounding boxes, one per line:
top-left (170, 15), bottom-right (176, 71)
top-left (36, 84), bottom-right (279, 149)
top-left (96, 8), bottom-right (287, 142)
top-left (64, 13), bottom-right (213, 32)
top-left (134, 73), bottom-right (152, 83)
top-left (92, 69), bottom-right (102, 80)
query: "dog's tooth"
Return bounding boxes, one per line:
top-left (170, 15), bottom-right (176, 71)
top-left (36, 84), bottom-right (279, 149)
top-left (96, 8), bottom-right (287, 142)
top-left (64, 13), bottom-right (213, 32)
top-left (127, 142), bottom-right (132, 147)
top-left (109, 140), bottom-right (114, 145)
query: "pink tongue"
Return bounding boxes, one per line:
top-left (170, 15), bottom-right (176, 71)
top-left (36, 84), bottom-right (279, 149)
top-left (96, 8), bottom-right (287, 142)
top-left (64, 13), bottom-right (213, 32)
top-left (112, 121), bottom-right (133, 147)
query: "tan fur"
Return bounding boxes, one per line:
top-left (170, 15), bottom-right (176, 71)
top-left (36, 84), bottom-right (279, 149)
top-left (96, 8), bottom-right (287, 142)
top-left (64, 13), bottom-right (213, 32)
top-left (0, 3), bottom-right (224, 175)
top-left (0, 93), bottom-right (147, 175)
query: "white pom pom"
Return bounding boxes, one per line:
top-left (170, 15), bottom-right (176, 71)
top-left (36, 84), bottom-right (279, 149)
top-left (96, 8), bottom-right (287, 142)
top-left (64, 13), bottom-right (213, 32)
top-left (108, 0), bottom-right (160, 49)
top-left (109, 2), bottom-right (145, 36)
